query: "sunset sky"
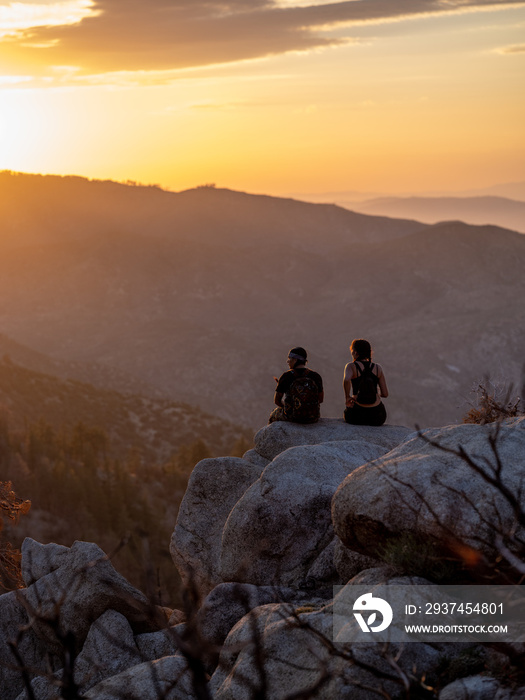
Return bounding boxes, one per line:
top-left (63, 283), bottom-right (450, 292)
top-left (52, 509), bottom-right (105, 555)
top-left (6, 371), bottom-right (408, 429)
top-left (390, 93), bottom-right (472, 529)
top-left (0, 0), bottom-right (524, 196)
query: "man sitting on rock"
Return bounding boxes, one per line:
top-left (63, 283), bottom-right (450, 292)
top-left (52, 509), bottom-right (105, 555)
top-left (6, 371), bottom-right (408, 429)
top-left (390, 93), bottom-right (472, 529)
top-left (269, 347), bottom-right (324, 424)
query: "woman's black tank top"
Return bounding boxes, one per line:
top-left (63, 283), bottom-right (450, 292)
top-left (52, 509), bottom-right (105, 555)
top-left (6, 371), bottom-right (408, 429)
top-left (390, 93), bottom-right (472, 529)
top-left (351, 361), bottom-right (379, 396)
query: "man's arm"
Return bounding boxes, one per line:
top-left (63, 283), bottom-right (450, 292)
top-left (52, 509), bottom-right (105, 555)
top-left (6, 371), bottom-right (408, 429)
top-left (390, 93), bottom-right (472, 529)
top-left (274, 391), bottom-right (284, 408)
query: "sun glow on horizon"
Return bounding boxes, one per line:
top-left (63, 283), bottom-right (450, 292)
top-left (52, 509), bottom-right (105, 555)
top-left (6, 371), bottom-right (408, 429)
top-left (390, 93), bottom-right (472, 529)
top-left (0, 1), bottom-right (523, 196)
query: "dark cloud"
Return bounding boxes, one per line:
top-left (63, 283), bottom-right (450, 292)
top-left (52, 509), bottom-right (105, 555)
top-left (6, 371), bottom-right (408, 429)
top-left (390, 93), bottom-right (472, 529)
top-left (6, 0), bottom-right (525, 74)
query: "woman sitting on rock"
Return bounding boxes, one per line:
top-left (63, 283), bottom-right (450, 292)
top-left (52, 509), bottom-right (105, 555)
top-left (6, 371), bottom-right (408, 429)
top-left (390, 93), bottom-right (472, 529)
top-left (343, 338), bottom-right (388, 426)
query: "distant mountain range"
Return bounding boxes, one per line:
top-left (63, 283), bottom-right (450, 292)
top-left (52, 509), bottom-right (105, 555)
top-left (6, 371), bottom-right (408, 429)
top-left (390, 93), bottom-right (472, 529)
top-left (345, 196), bottom-right (525, 235)
top-left (291, 181), bottom-right (525, 234)
top-left (0, 171), bottom-right (524, 429)
top-left (292, 180), bottom-right (525, 204)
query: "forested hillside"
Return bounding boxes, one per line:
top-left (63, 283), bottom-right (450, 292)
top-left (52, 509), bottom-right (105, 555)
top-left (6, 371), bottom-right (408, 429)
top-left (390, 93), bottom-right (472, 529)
top-left (0, 414), bottom-right (203, 601)
top-left (0, 357), bottom-right (251, 601)
top-left (0, 356), bottom-right (252, 463)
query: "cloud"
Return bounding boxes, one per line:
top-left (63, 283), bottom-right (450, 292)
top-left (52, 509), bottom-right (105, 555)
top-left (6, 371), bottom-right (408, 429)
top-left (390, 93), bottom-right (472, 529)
top-left (0, 0), bottom-right (98, 39)
top-left (2, 0), bottom-right (525, 78)
top-left (495, 42), bottom-right (525, 52)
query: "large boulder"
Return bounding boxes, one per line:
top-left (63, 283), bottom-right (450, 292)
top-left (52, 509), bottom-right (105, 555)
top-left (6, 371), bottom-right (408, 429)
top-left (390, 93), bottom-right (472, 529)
top-left (171, 420), bottom-right (411, 593)
top-left (16, 610), bottom-right (141, 700)
top-left (332, 418), bottom-right (525, 563)
top-left (254, 418), bottom-right (411, 461)
top-left (170, 457), bottom-right (264, 597)
top-left (0, 591), bottom-right (54, 700)
top-left (195, 581), bottom-right (325, 652)
top-left (19, 540), bottom-right (153, 653)
top-left (219, 440), bottom-right (388, 587)
top-left (209, 596), bottom-right (444, 700)
top-left (439, 675), bottom-right (507, 700)
top-left (135, 626), bottom-right (182, 662)
top-left (83, 655), bottom-right (196, 700)
top-left (2, 540), bottom-right (160, 700)
top-left (69, 609), bottom-right (140, 693)
top-left (21, 540), bottom-right (69, 586)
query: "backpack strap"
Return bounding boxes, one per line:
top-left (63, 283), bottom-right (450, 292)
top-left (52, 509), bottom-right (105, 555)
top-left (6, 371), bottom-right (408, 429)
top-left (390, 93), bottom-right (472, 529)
top-left (291, 368), bottom-right (309, 377)
top-left (355, 360), bottom-right (374, 376)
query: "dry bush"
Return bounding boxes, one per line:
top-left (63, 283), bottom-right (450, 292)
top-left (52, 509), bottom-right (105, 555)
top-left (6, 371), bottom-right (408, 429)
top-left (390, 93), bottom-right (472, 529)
top-left (0, 481), bottom-right (30, 590)
top-left (463, 380), bottom-right (523, 425)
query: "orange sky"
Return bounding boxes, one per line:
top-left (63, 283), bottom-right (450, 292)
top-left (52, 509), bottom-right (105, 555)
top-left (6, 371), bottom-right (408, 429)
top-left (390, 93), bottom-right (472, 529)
top-left (0, 0), bottom-right (524, 195)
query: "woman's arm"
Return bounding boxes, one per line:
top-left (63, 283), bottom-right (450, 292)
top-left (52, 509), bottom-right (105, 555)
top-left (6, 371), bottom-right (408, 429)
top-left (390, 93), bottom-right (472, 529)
top-left (378, 365), bottom-right (389, 398)
top-left (343, 363), bottom-right (355, 407)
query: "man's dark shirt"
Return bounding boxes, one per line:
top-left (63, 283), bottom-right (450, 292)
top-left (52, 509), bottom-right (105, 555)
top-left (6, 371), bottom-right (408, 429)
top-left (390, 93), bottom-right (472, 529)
top-left (276, 368), bottom-right (323, 395)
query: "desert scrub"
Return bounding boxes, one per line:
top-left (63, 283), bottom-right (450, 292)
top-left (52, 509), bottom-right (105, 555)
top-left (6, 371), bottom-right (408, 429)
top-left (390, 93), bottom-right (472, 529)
top-left (464, 381), bottom-right (523, 424)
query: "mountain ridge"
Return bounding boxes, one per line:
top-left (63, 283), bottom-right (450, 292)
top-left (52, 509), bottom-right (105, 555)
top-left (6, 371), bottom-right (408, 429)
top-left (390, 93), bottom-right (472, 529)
top-left (0, 171), bottom-right (523, 428)
top-left (0, 170), bottom-right (424, 251)
top-left (340, 195), bottom-right (525, 234)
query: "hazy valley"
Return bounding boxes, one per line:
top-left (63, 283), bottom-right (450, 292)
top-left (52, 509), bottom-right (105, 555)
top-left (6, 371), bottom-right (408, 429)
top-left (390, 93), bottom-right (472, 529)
top-left (348, 195), bottom-right (525, 235)
top-left (0, 171), bottom-right (524, 431)
top-left (0, 356), bottom-right (251, 464)
top-left (296, 181), bottom-right (525, 234)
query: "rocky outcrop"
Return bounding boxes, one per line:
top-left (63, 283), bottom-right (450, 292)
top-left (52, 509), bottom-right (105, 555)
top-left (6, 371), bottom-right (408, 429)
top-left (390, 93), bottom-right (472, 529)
top-left (1, 539), bottom-right (165, 700)
top-left (195, 581), bottom-right (329, 655)
top-left (20, 540), bottom-right (153, 652)
top-left (253, 418), bottom-right (411, 461)
top-left (209, 575), bottom-right (450, 700)
top-left (20, 540), bottom-right (69, 586)
top-left (171, 420), bottom-right (411, 595)
top-left (219, 440), bottom-right (387, 587)
top-left (170, 456), bottom-right (264, 597)
top-left (332, 417), bottom-right (525, 561)
top-left (15, 610), bottom-right (141, 700)
top-left (4, 417), bottom-right (525, 699)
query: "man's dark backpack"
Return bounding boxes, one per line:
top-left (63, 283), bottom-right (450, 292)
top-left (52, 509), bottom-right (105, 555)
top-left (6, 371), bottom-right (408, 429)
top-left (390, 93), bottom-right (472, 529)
top-left (283, 369), bottom-right (320, 423)
top-left (355, 361), bottom-right (379, 405)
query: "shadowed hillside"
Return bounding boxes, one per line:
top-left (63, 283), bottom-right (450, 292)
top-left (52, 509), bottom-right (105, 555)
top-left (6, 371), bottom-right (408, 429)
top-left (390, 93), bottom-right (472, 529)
top-left (0, 357), bottom-right (251, 463)
top-left (0, 333), bottom-right (163, 398)
top-left (0, 171), bottom-right (524, 428)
